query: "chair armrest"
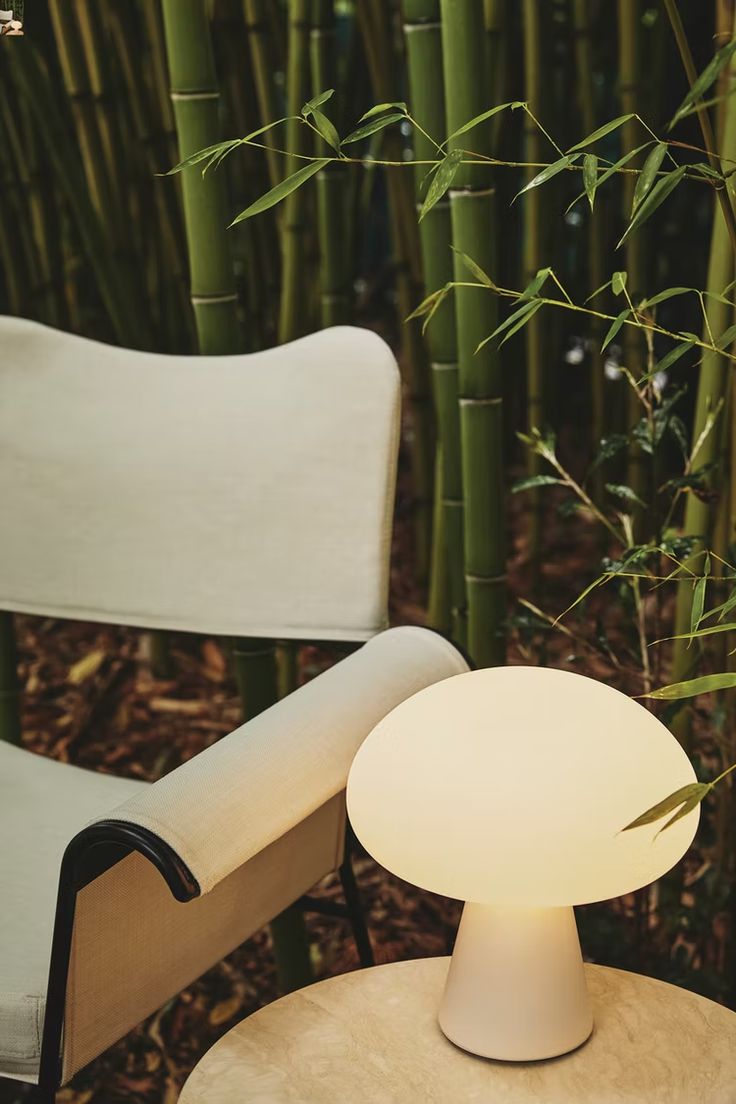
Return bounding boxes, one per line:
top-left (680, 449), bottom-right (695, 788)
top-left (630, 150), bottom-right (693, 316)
top-left (93, 627), bottom-right (468, 895)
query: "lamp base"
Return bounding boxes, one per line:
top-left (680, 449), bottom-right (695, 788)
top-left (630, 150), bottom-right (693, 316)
top-left (439, 902), bottom-right (593, 1061)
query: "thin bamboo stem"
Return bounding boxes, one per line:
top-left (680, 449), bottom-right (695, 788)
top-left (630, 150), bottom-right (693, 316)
top-left (0, 612), bottom-right (21, 746)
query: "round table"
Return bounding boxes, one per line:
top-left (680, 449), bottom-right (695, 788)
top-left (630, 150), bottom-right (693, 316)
top-left (180, 957), bottom-right (736, 1103)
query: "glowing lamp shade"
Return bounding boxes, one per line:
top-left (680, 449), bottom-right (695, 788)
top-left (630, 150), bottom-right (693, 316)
top-left (347, 666), bottom-right (699, 1061)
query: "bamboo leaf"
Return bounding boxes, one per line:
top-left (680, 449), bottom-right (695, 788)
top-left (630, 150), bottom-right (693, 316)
top-left (640, 287), bottom-right (692, 308)
top-left (512, 475), bottom-right (565, 492)
top-left (567, 142), bottom-right (652, 213)
top-left (583, 153), bottom-right (598, 210)
top-left (452, 248), bottom-right (496, 287)
top-left (310, 108), bottom-right (340, 151)
top-left (500, 300), bottom-right (544, 346)
top-left (419, 150), bottom-right (462, 221)
top-left (657, 785), bottom-right (710, 834)
top-left (514, 154), bottom-right (577, 201)
top-left (701, 588), bottom-right (736, 624)
top-left (650, 339), bottom-right (696, 375)
top-left (166, 138), bottom-right (242, 176)
top-left (715, 321), bottom-right (736, 349)
top-left (689, 554), bottom-right (710, 640)
top-left (642, 672), bottom-right (736, 700)
top-left (359, 101), bottom-right (407, 121)
top-left (342, 112), bottom-right (405, 145)
top-left (633, 142), bottom-right (667, 212)
top-left (653, 621), bottom-right (736, 644)
top-left (601, 308), bottom-right (630, 351)
top-left (521, 267), bottom-right (552, 299)
top-left (406, 285), bottom-right (449, 322)
top-left (622, 782), bottom-right (709, 831)
top-left (618, 166), bottom-right (687, 247)
top-left (445, 101), bottom-right (520, 142)
top-left (301, 88), bottom-right (335, 116)
top-left (568, 113), bottom-right (636, 152)
top-left (606, 483), bottom-right (646, 509)
top-left (612, 271), bottom-right (628, 296)
top-left (229, 159), bottom-right (329, 224)
top-left (477, 298), bottom-right (543, 352)
top-left (670, 38), bottom-right (736, 127)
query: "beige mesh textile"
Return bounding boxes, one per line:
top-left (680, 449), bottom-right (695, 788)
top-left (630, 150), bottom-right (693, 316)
top-left (0, 318), bottom-right (400, 641)
top-left (0, 627), bottom-right (469, 1084)
top-left (62, 797), bottom-right (345, 1082)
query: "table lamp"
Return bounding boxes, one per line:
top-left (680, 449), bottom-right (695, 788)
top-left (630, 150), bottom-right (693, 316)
top-left (346, 665), bottom-right (699, 1061)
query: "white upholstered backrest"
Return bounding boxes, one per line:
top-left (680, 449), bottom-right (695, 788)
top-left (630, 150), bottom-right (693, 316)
top-left (0, 318), bottom-right (400, 641)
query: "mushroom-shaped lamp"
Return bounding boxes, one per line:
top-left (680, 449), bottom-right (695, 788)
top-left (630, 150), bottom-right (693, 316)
top-left (346, 666), bottom-right (699, 1061)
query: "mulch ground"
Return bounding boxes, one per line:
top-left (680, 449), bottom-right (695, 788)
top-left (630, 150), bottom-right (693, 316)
top-left (1, 405), bottom-right (732, 1103)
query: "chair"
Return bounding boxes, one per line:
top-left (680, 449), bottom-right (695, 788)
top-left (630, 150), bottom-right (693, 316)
top-left (0, 316), bottom-right (469, 1100)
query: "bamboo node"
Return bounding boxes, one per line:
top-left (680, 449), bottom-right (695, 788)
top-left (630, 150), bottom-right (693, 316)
top-left (170, 91), bottom-right (220, 102)
top-left (190, 293), bottom-right (239, 305)
top-left (465, 573), bottom-right (508, 585)
top-left (459, 396), bottom-right (502, 406)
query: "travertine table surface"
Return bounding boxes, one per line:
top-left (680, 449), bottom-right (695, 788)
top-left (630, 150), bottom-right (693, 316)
top-left (179, 957), bottom-right (736, 1103)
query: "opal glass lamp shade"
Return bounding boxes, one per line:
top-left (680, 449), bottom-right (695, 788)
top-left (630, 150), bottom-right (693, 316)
top-left (347, 666), bottom-right (699, 1061)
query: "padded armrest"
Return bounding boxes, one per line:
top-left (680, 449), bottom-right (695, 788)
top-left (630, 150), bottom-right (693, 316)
top-left (94, 627), bottom-right (468, 894)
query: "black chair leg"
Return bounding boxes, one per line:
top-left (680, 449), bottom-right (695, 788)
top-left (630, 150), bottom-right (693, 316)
top-left (338, 850), bottom-right (374, 968)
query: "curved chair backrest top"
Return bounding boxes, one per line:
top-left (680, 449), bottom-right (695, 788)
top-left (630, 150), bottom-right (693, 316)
top-left (0, 318), bottom-right (400, 641)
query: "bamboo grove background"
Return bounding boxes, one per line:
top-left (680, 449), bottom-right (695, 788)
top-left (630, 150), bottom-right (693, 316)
top-left (4, 0), bottom-right (736, 1015)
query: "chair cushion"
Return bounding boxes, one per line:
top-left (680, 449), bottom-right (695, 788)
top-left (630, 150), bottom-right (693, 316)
top-left (0, 743), bottom-right (145, 1081)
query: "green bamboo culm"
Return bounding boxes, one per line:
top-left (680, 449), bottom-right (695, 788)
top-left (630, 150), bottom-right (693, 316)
top-left (279, 0), bottom-right (311, 344)
top-left (0, 613), bottom-right (21, 746)
top-left (161, 0), bottom-right (241, 355)
top-left (244, 0), bottom-right (284, 190)
top-left (358, 0), bottom-right (435, 590)
top-left (573, 0), bottom-right (605, 491)
top-left (618, 0), bottom-right (647, 514)
top-left (522, 0), bottom-right (544, 567)
top-left (311, 0), bottom-right (349, 328)
top-left (440, 0), bottom-right (505, 667)
top-left (404, 0), bottom-right (466, 641)
top-left (668, 8), bottom-right (736, 751)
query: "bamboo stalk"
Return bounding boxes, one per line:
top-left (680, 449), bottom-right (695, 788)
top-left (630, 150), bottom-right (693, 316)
top-left (573, 0), bottom-right (605, 487)
top-left (161, 0), bottom-right (241, 355)
top-left (359, 0), bottom-right (434, 589)
top-left (6, 45), bottom-right (143, 345)
top-left (441, 0), bottom-right (505, 667)
top-left (279, 0), bottom-right (312, 344)
top-left (522, 0), bottom-right (544, 566)
top-left (243, 0), bottom-right (284, 190)
top-left (618, 0), bottom-right (647, 513)
top-left (404, 0), bottom-right (466, 640)
top-left (669, 10), bottom-right (736, 750)
top-left (311, 0), bottom-right (349, 328)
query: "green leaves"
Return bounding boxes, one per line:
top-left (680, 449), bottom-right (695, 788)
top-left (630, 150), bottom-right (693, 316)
top-left (359, 101), bottom-right (407, 120)
top-left (406, 284), bottom-right (451, 334)
top-left (601, 308), bottom-right (630, 351)
top-left (445, 101), bottom-right (522, 143)
top-left (514, 154), bottom-right (578, 201)
top-left (612, 271), bottom-right (628, 296)
top-left (478, 298), bottom-right (543, 351)
top-left (512, 474), bottom-right (565, 493)
top-left (689, 553), bottom-right (710, 642)
top-left (342, 112), bottom-right (405, 145)
top-left (568, 113), bottom-right (636, 152)
top-left (166, 138), bottom-right (243, 176)
top-left (642, 672), bottom-right (736, 700)
top-left (605, 483), bottom-right (646, 510)
top-left (583, 153), bottom-right (598, 210)
top-left (310, 109), bottom-right (340, 151)
top-left (622, 782), bottom-right (709, 835)
top-left (632, 142), bottom-right (667, 213)
top-left (301, 88), bottom-right (335, 117)
top-left (618, 166), bottom-right (687, 247)
top-left (452, 248), bottom-right (496, 287)
top-left (419, 149), bottom-right (463, 220)
top-left (670, 37), bottom-right (736, 128)
top-left (229, 159), bottom-right (329, 225)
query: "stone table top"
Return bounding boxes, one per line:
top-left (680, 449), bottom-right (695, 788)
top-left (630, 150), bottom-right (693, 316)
top-left (180, 957), bottom-right (736, 1103)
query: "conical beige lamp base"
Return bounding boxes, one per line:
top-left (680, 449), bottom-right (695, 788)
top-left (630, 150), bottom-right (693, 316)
top-left (439, 902), bottom-right (593, 1061)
